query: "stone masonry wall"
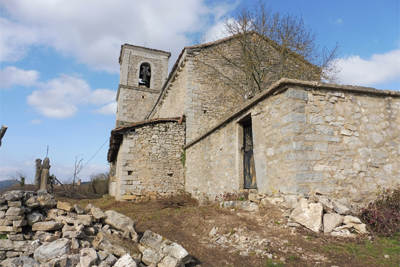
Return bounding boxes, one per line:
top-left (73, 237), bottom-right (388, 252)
top-left (185, 82), bottom-right (400, 206)
top-left (114, 121), bottom-right (186, 200)
top-left (153, 63), bottom-right (188, 118)
top-left (116, 87), bottom-right (160, 126)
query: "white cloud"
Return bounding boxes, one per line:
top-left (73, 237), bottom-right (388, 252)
top-left (335, 18), bottom-right (344, 25)
top-left (92, 102), bottom-right (117, 115)
top-left (0, 66), bottom-right (39, 89)
top-left (26, 75), bottom-right (117, 118)
top-left (337, 49), bottom-right (400, 87)
top-left (29, 119), bottom-right (42, 124)
top-left (1, 0), bottom-right (235, 73)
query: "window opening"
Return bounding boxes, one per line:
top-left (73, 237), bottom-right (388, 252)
top-left (139, 63), bottom-right (151, 88)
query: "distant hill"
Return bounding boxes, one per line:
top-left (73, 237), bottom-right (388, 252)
top-left (0, 179), bottom-right (18, 191)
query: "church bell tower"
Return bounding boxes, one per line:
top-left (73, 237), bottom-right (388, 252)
top-left (115, 44), bottom-right (170, 127)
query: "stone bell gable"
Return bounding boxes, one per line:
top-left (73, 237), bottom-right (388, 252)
top-left (115, 44), bottom-right (171, 127)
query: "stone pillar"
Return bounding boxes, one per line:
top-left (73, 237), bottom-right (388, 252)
top-left (77, 179), bottom-right (81, 186)
top-left (40, 157), bottom-right (50, 190)
top-left (35, 159), bottom-right (42, 189)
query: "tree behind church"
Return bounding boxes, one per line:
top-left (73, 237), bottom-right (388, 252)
top-left (198, 1), bottom-right (339, 97)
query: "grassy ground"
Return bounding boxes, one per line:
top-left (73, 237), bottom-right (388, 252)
top-left (55, 194), bottom-right (400, 267)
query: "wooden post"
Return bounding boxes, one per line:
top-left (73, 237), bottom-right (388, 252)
top-left (0, 125), bottom-right (7, 147)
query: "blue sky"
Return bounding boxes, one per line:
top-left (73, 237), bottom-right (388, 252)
top-left (0, 0), bottom-right (399, 183)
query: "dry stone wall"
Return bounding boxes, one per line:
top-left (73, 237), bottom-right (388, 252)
top-left (113, 121), bottom-right (186, 201)
top-left (185, 81), bottom-right (400, 206)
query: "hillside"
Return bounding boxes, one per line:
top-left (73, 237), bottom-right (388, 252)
top-left (55, 194), bottom-right (398, 267)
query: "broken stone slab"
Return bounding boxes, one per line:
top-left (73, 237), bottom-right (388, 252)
top-left (23, 240), bottom-right (42, 256)
top-left (323, 213), bottom-right (344, 233)
top-left (0, 226), bottom-right (22, 232)
top-left (24, 196), bottom-right (40, 208)
top-left (74, 204), bottom-right (85, 214)
top-left (90, 206), bottom-right (107, 220)
top-left (289, 198), bottom-right (323, 232)
top-left (0, 256), bottom-right (40, 267)
top-left (92, 232), bottom-right (130, 257)
top-left (79, 247), bottom-right (98, 267)
top-left (315, 195), bottom-right (334, 213)
top-left (140, 230), bottom-right (192, 266)
top-left (12, 220), bottom-right (27, 227)
top-left (4, 191), bottom-right (24, 201)
top-left (63, 230), bottom-right (86, 239)
top-left (332, 200), bottom-right (351, 215)
top-left (114, 253), bottom-right (137, 267)
top-left (141, 248), bottom-right (163, 266)
top-left (32, 221), bottom-right (63, 231)
top-left (57, 201), bottom-right (74, 212)
top-left (7, 201), bottom-right (22, 207)
top-left (37, 194), bottom-right (57, 208)
top-left (343, 215), bottom-right (362, 225)
top-left (34, 238), bottom-right (71, 263)
top-left (0, 219), bottom-right (11, 226)
top-left (5, 207), bottom-right (25, 216)
top-left (104, 210), bottom-right (138, 241)
top-left (26, 212), bottom-right (45, 226)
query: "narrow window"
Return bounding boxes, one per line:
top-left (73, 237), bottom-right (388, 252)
top-left (139, 63), bottom-right (151, 88)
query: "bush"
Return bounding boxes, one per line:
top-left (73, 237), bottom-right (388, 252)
top-left (87, 172), bottom-right (110, 196)
top-left (359, 186), bottom-right (400, 238)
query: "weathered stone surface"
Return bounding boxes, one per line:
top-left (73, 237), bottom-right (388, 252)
top-left (142, 249), bottom-right (163, 266)
top-left (0, 219), bottom-right (11, 226)
top-left (32, 221), bottom-right (63, 231)
top-left (315, 195), bottom-right (333, 213)
top-left (57, 201), bottom-right (74, 212)
top-left (343, 215), bottom-right (362, 225)
top-left (4, 191), bottom-right (23, 201)
top-left (90, 206), bottom-right (107, 220)
top-left (5, 207), bottom-right (25, 216)
top-left (74, 204), bottom-right (85, 214)
top-left (7, 201), bottom-right (21, 207)
top-left (37, 194), bottom-right (57, 208)
top-left (332, 201), bottom-right (351, 215)
top-left (92, 232), bottom-right (129, 257)
top-left (12, 220), bottom-right (27, 227)
top-left (79, 247), bottom-right (98, 267)
top-left (0, 205), bottom-right (8, 211)
top-left (0, 256), bottom-right (40, 267)
top-left (114, 253), bottom-right (137, 267)
top-left (25, 196), bottom-right (40, 209)
top-left (63, 230), bottom-right (86, 239)
top-left (323, 213), bottom-right (344, 233)
top-left (76, 215), bottom-right (95, 225)
top-left (0, 211), bottom-right (5, 219)
top-left (34, 238), bottom-right (71, 263)
top-left (104, 210), bottom-right (138, 241)
top-left (23, 240), bottom-right (42, 256)
top-left (289, 198), bottom-right (323, 232)
top-left (26, 212), bottom-right (45, 226)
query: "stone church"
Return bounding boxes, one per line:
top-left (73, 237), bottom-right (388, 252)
top-left (107, 34), bottom-right (400, 205)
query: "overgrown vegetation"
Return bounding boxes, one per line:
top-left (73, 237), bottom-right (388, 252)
top-left (359, 186), bottom-right (400, 238)
top-left (156, 191), bottom-right (198, 209)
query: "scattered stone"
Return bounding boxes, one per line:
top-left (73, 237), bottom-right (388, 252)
top-left (114, 253), bottom-right (137, 267)
top-left (79, 247), bottom-right (98, 267)
top-left (290, 199), bottom-right (323, 232)
top-left (57, 201), bottom-right (74, 212)
top-left (332, 201), bottom-right (351, 215)
top-left (104, 210), bottom-right (138, 241)
top-left (32, 221), bottom-right (63, 231)
top-left (323, 213), bottom-right (344, 233)
top-left (33, 238), bottom-right (71, 263)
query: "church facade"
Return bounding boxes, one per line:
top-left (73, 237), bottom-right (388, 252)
top-left (107, 35), bottom-right (400, 205)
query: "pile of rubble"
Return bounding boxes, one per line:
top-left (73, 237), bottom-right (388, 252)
top-left (221, 192), bottom-right (368, 237)
top-left (0, 190), bottom-right (192, 267)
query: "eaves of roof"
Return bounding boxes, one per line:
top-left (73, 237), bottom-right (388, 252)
top-left (118, 43), bottom-right (171, 64)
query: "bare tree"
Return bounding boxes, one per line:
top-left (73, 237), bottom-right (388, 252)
top-left (196, 0), bottom-right (339, 97)
top-left (73, 155), bottom-right (84, 188)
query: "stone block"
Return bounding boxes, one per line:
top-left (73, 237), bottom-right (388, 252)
top-left (5, 207), bottom-right (25, 216)
top-left (284, 88), bottom-right (308, 101)
top-left (296, 172), bottom-right (323, 183)
top-left (57, 201), bottom-right (74, 212)
top-left (7, 201), bottom-right (22, 207)
top-left (323, 213), bottom-right (343, 233)
top-left (289, 199), bottom-right (323, 232)
top-left (32, 221), bottom-right (63, 231)
top-left (282, 113), bottom-right (307, 124)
